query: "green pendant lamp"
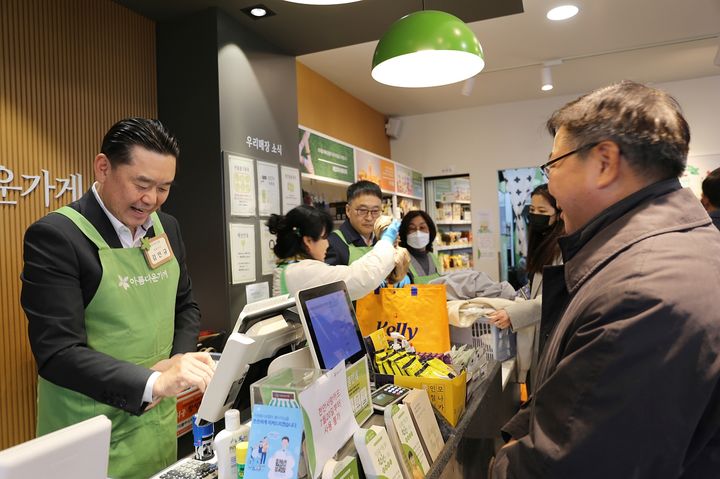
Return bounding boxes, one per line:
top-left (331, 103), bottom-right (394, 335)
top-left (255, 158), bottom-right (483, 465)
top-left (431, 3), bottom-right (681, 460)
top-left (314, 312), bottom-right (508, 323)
top-left (372, 10), bottom-right (484, 88)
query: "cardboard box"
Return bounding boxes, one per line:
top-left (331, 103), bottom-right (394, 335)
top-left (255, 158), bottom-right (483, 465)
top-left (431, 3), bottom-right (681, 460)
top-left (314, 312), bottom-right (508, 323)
top-left (376, 370), bottom-right (466, 426)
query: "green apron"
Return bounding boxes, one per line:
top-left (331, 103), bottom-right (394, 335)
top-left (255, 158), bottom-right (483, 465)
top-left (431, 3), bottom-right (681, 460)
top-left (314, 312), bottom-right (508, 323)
top-left (37, 206), bottom-right (180, 479)
top-left (408, 252), bottom-right (442, 284)
top-left (333, 229), bottom-right (372, 264)
top-left (277, 262), bottom-right (291, 295)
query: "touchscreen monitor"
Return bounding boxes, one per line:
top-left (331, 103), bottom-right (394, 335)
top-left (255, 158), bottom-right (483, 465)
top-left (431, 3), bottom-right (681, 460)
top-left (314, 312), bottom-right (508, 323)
top-left (296, 281), bottom-right (367, 370)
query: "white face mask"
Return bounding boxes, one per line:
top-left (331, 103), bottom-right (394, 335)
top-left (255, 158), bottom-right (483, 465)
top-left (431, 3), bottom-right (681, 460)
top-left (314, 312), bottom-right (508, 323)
top-left (407, 231), bottom-right (430, 250)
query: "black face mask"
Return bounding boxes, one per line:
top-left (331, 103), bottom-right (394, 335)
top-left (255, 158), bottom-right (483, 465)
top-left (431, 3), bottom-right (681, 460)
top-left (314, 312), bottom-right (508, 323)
top-left (528, 213), bottom-right (553, 232)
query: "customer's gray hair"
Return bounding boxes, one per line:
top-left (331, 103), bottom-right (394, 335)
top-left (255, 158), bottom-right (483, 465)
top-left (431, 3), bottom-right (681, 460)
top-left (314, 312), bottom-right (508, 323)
top-left (547, 80), bottom-right (690, 180)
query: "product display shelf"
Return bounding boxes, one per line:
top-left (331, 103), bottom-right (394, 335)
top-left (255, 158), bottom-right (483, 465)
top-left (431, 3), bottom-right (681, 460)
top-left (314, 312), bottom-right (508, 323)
top-left (435, 244), bottom-right (472, 252)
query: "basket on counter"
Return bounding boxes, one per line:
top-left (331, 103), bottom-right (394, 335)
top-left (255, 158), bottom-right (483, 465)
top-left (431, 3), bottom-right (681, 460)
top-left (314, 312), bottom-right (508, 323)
top-left (450, 317), bottom-right (517, 362)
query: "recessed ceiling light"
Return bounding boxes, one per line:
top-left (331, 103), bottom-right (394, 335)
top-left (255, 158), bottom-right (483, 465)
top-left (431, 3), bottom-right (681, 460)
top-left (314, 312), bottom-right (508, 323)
top-left (241, 4), bottom-right (275, 19)
top-left (283, 0), bottom-right (362, 4)
top-left (250, 7), bottom-right (267, 17)
top-left (546, 5), bottom-right (579, 21)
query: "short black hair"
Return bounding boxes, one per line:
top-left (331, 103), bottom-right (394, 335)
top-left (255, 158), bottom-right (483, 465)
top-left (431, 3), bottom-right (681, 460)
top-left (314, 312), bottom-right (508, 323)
top-left (100, 118), bottom-right (180, 167)
top-left (399, 210), bottom-right (437, 252)
top-left (267, 205), bottom-right (333, 260)
top-left (547, 80), bottom-right (689, 181)
top-left (702, 167), bottom-right (720, 208)
top-left (347, 180), bottom-right (382, 203)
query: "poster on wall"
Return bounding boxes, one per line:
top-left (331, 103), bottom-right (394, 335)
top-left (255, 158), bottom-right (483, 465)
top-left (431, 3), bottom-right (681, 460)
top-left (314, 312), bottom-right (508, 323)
top-left (681, 154), bottom-right (720, 198)
top-left (281, 166), bottom-right (302, 214)
top-left (228, 154), bottom-right (256, 217)
top-left (380, 159), bottom-right (396, 192)
top-left (395, 164), bottom-right (413, 196)
top-left (298, 127), bottom-right (355, 183)
top-left (257, 161), bottom-right (280, 216)
top-left (259, 224), bottom-right (277, 277)
top-left (412, 170), bottom-right (424, 198)
top-left (229, 223), bottom-right (256, 284)
top-left (355, 150), bottom-right (381, 186)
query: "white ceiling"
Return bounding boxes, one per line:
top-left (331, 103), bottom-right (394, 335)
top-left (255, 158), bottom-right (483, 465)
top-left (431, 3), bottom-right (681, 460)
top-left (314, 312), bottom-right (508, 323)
top-left (298, 0), bottom-right (720, 117)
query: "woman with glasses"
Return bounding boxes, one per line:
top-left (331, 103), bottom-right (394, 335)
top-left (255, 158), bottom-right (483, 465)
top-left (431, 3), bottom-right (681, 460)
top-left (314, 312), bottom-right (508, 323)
top-left (267, 204), bottom-right (400, 300)
top-left (487, 184), bottom-right (564, 393)
top-left (398, 210), bottom-right (442, 284)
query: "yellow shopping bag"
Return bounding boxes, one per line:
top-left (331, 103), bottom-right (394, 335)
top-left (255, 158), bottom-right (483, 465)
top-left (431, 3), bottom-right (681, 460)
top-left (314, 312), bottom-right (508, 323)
top-left (356, 284), bottom-right (450, 353)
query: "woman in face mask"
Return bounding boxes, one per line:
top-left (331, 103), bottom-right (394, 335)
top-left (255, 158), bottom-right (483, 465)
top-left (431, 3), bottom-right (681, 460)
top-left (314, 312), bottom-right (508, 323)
top-left (487, 184), bottom-right (563, 394)
top-left (399, 210), bottom-right (442, 284)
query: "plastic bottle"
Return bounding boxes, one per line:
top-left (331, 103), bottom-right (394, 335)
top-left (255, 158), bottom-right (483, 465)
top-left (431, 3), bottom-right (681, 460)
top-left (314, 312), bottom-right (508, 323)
top-left (235, 441), bottom-right (248, 479)
top-left (213, 409), bottom-right (250, 479)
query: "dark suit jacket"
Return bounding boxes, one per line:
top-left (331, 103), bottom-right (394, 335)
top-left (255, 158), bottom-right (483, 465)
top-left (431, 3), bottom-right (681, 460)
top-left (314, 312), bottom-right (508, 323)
top-left (21, 190), bottom-right (200, 415)
top-left (325, 219), bottom-right (374, 265)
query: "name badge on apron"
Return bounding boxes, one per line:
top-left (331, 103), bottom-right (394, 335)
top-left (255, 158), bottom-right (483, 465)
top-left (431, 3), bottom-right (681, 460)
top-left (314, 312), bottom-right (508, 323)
top-left (141, 233), bottom-right (175, 269)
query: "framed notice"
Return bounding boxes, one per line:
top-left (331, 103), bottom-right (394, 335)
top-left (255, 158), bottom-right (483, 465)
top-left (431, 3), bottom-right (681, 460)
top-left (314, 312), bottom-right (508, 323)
top-left (257, 161), bottom-right (280, 216)
top-left (281, 166), bottom-right (301, 214)
top-left (228, 155), bottom-right (256, 217)
top-left (229, 223), bottom-right (256, 284)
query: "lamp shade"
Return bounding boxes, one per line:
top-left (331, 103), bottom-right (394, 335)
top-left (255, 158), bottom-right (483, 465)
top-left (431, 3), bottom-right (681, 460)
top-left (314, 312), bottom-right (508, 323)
top-left (372, 10), bottom-right (484, 88)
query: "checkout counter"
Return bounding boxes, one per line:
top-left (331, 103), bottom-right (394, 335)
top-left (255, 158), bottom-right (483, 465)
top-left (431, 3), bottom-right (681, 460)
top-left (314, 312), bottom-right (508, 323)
top-left (163, 285), bottom-right (519, 479)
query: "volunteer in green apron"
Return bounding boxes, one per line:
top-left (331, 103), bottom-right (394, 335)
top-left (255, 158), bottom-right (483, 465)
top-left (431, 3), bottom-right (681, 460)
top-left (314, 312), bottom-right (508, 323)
top-left (399, 210), bottom-right (443, 284)
top-left (21, 118), bottom-right (214, 479)
top-left (269, 205), bottom-right (400, 300)
top-left (325, 180), bottom-right (383, 266)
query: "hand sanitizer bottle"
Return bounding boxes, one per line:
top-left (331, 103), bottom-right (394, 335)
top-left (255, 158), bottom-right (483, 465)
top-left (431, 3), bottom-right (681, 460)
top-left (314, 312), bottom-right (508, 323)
top-left (213, 409), bottom-right (249, 479)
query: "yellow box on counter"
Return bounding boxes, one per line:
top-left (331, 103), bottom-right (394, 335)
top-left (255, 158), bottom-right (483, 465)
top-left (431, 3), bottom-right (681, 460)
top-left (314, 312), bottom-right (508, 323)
top-left (377, 370), bottom-right (466, 426)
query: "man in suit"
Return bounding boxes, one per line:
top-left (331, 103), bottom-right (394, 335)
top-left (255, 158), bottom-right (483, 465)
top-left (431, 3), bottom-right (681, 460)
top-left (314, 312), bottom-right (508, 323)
top-left (701, 166), bottom-right (720, 230)
top-left (21, 118), bottom-right (215, 478)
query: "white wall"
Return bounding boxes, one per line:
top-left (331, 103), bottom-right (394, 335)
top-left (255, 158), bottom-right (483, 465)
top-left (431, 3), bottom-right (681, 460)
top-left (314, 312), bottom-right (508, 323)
top-left (391, 75), bottom-right (720, 279)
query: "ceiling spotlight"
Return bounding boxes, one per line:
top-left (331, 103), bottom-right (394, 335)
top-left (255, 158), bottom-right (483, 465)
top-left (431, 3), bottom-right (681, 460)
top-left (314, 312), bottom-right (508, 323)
top-left (282, 0), bottom-right (362, 4)
top-left (241, 4), bottom-right (275, 19)
top-left (541, 66), bottom-right (553, 91)
top-left (546, 5), bottom-right (579, 21)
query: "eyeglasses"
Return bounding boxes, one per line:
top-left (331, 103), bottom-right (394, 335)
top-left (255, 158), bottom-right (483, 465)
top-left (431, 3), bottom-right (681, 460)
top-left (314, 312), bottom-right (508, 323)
top-left (354, 208), bottom-right (382, 218)
top-left (541, 142), bottom-right (598, 176)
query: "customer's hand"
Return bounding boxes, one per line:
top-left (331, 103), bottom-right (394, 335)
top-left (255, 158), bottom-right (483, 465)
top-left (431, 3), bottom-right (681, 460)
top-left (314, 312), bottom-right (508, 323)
top-left (151, 352), bottom-right (216, 398)
top-left (393, 275), bottom-right (411, 288)
top-left (487, 309), bottom-right (512, 329)
top-left (380, 219), bottom-right (401, 244)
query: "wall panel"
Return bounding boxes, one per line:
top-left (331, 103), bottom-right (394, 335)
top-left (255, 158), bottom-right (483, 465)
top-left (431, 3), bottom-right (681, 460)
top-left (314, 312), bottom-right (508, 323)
top-left (0, 0), bottom-right (156, 448)
top-left (296, 61), bottom-right (390, 158)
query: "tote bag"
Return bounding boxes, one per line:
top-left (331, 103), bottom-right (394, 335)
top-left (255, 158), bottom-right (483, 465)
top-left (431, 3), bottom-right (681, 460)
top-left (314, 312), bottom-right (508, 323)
top-left (355, 284), bottom-right (450, 353)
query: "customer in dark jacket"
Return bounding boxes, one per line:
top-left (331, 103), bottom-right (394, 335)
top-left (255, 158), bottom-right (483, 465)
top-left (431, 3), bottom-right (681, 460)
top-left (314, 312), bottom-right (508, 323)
top-left (701, 166), bottom-right (720, 230)
top-left (492, 81), bottom-right (720, 478)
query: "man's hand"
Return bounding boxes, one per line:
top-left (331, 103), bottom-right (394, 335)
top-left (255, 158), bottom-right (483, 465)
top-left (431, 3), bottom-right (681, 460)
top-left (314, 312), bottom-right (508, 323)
top-left (487, 309), bottom-right (512, 330)
top-left (151, 352), bottom-right (216, 399)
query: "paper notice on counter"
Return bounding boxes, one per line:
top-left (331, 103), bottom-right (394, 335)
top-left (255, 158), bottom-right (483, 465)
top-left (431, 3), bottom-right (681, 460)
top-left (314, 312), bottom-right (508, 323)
top-left (229, 223), bottom-right (256, 284)
top-left (299, 362), bottom-right (358, 479)
top-left (257, 161), bottom-right (280, 216)
top-left (229, 155), bottom-right (256, 217)
top-left (281, 166), bottom-right (301, 214)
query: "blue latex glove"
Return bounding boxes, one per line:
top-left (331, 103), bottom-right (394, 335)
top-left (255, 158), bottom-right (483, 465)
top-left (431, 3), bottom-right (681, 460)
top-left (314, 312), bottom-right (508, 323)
top-left (380, 219), bottom-right (401, 244)
top-left (393, 275), bottom-right (411, 288)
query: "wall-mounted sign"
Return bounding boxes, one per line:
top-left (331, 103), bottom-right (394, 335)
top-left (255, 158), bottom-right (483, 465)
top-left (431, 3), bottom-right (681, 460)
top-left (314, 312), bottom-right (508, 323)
top-left (228, 155), bottom-right (256, 217)
top-left (412, 170), bottom-right (424, 198)
top-left (395, 164), bottom-right (412, 197)
top-left (355, 150), bottom-right (381, 186)
top-left (380, 159), bottom-right (396, 193)
top-left (298, 128), bottom-right (354, 183)
top-left (0, 165), bottom-right (83, 207)
top-left (246, 136), bottom-right (283, 156)
top-left (257, 161), bottom-right (280, 216)
top-left (281, 166), bottom-right (301, 214)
